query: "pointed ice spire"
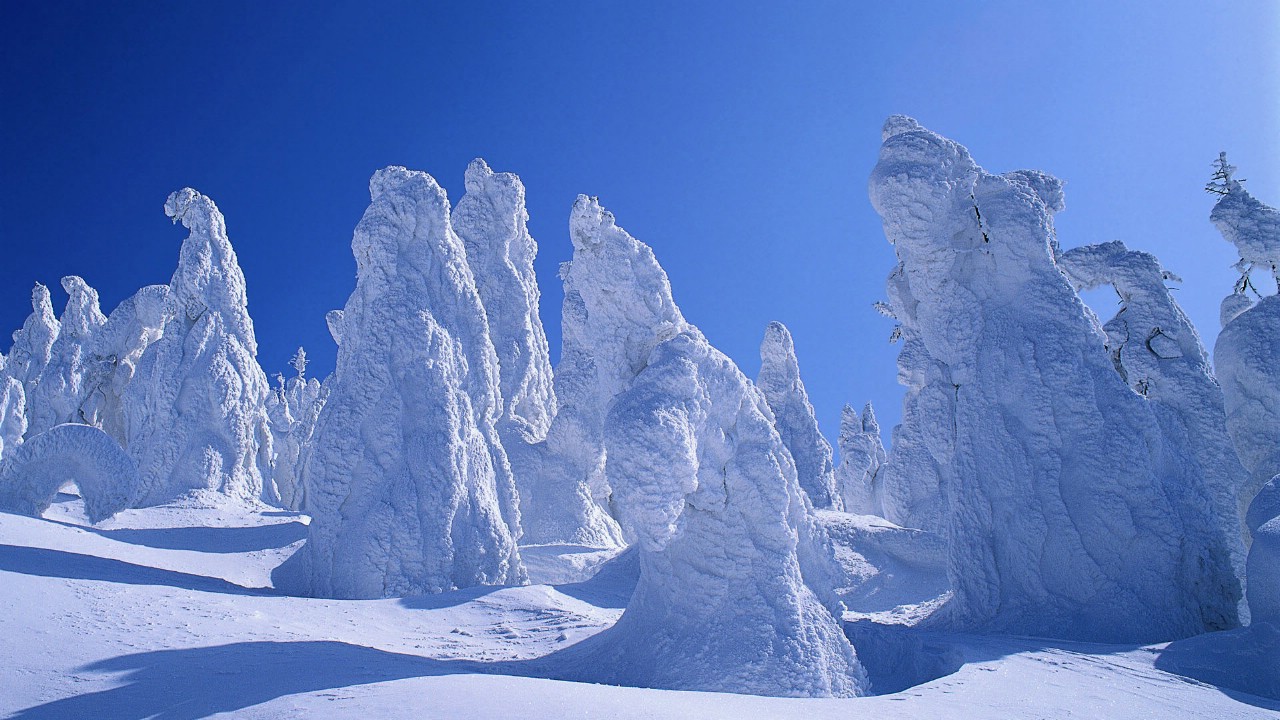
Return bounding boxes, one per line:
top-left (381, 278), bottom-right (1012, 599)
top-left (273, 166), bottom-right (524, 598)
top-left (757, 321), bottom-right (840, 510)
top-left (120, 189), bottom-right (274, 506)
top-left (27, 276), bottom-right (107, 435)
top-left (836, 402), bottom-right (886, 515)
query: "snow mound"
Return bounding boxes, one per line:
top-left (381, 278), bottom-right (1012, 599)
top-left (547, 199), bottom-right (866, 697)
top-left (758, 321), bottom-right (841, 510)
top-left (0, 423), bottom-right (138, 523)
top-left (817, 510), bottom-right (948, 624)
top-left (836, 403), bottom-right (886, 515)
top-left (274, 166), bottom-right (524, 599)
top-left (120, 189), bottom-right (274, 506)
top-left (868, 116), bottom-right (1242, 642)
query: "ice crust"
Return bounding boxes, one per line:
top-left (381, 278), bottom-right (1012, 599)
top-left (273, 167), bottom-right (525, 599)
top-left (556, 197), bottom-right (866, 697)
top-left (757, 321), bottom-right (841, 510)
top-left (118, 189), bottom-right (274, 507)
top-left (836, 402), bottom-right (886, 515)
top-left (869, 116), bottom-right (1243, 642)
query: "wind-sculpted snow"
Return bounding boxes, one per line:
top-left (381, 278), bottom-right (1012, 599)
top-left (78, 285), bottom-right (170, 445)
top-left (120, 189), bottom-right (274, 506)
top-left (1058, 242), bottom-right (1250, 531)
top-left (264, 357), bottom-right (326, 512)
top-left (528, 195), bottom-right (700, 547)
top-left (758, 321), bottom-right (840, 510)
top-left (0, 423), bottom-right (138, 523)
top-left (274, 166), bottom-right (524, 599)
top-left (452, 159), bottom-right (566, 545)
top-left (554, 200), bottom-right (865, 697)
top-left (836, 402), bottom-right (886, 515)
top-left (27, 276), bottom-right (106, 436)
top-left (1246, 478), bottom-right (1280, 625)
top-left (1210, 178), bottom-right (1280, 505)
top-left (5, 283), bottom-right (59, 420)
top-left (0, 376), bottom-right (26, 461)
top-left (868, 116), bottom-right (1242, 642)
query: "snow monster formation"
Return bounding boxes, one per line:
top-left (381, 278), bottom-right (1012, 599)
top-left (5, 283), bottom-right (59, 424)
top-left (555, 196), bottom-right (866, 697)
top-left (450, 159), bottom-right (575, 545)
top-left (868, 116), bottom-right (1242, 642)
top-left (836, 402), bottom-right (886, 515)
top-left (0, 423), bottom-right (139, 523)
top-left (77, 284), bottom-right (171, 446)
top-left (118, 189), bottom-right (274, 507)
top-left (274, 167), bottom-right (524, 599)
top-left (1209, 160), bottom-right (1280, 506)
top-left (0, 375), bottom-right (26, 461)
top-left (264, 348), bottom-right (326, 511)
top-left (1247, 479), bottom-right (1280, 625)
top-left (27, 276), bottom-right (106, 436)
top-left (757, 321), bottom-right (841, 510)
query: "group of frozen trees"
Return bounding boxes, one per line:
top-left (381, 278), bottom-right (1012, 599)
top-left (0, 118), bottom-right (1276, 698)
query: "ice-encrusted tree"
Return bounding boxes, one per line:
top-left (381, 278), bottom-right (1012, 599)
top-left (5, 283), bottom-right (59, 425)
top-left (264, 347), bottom-right (326, 511)
top-left (554, 197), bottom-right (866, 697)
top-left (868, 115), bottom-right (1242, 642)
top-left (77, 284), bottom-right (170, 446)
top-left (0, 423), bottom-right (139, 524)
top-left (757, 321), bottom-right (841, 510)
top-left (1247, 479), bottom-right (1280, 625)
top-left (273, 166), bottom-right (524, 599)
top-left (0, 375), bottom-right (26, 461)
top-left (836, 402), bottom-right (886, 515)
top-left (1209, 161), bottom-right (1280, 504)
top-left (451, 159), bottom-right (571, 544)
top-left (27, 276), bottom-right (107, 436)
top-left (120, 189), bottom-right (274, 506)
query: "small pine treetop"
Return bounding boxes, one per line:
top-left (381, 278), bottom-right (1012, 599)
top-left (1206, 152), bottom-right (1243, 195)
top-left (289, 347), bottom-right (308, 378)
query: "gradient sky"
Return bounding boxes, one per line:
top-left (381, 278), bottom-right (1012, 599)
top-left (2, 2), bottom-right (1277, 447)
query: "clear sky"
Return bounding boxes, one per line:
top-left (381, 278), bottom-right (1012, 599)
top-left (2, 2), bottom-right (1277, 447)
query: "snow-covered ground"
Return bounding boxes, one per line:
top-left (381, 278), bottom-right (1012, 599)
top-left (2, 494), bottom-right (1275, 719)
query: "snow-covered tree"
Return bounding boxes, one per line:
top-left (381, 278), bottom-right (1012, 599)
top-left (868, 115), bottom-right (1242, 642)
top-left (554, 196), bottom-right (866, 697)
top-left (27, 276), bottom-right (106, 435)
top-left (836, 402), bottom-right (886, 515)
top-left (265, 347), bottom-right (326, 511)
top-left (757, 321), bottom-right (841, 510)
top-left (273, 166), bottom-right (524, 599)
top-left (120, 189), bottom-right (274, 506)
top-left (77, 285), bottom-right (170, 446)
top-left (0, 375), bottom-right (26, 462)
top-left (5, 283), bottom-right (59, 425)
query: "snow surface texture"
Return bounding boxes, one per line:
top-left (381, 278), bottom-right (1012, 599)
top-left (547, 198), bottom-right (866, 698)
top-left (119, 189), bottom-right (274, 507)
top-left (451, 159), bottom-right (583, 548)
top-left (836, 402), bottom-right (886, 515)
top-left (26, 276), bottom-right (106, 436)
top-left (869, 115), bottom-right (1243, 642)
top-left (274, 166), bottom-right (525, 599)
top-left (0, 423), bottom-right (138, 523)
top-left (757, 321), bottom-right (841, 510)
top-left (78, 284), bottom-right (170, 446)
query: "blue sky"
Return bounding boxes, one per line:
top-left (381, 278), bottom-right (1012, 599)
top-left (2, 2), bottom-right (1277, 446)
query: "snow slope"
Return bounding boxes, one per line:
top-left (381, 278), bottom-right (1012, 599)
top-left (1, 498), bottom-right (1276, 718)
